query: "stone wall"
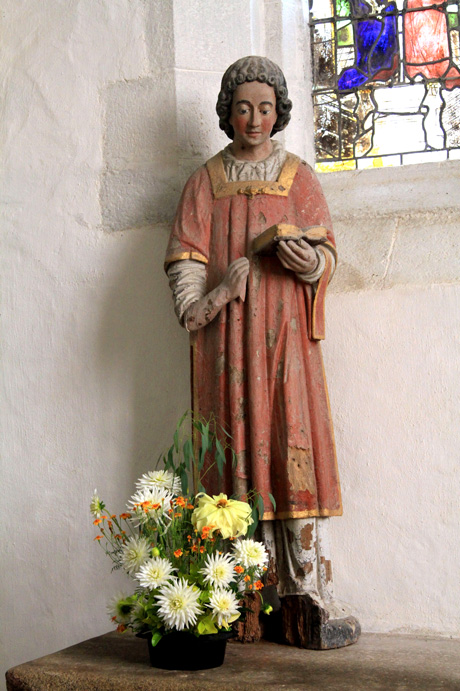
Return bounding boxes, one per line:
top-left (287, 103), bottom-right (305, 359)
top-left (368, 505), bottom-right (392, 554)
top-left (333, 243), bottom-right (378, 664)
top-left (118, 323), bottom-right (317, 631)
top-left (2, 0), bottom-right (460, 683)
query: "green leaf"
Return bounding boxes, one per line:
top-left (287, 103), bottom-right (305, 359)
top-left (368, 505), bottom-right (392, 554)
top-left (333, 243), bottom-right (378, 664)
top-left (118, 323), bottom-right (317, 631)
top-left (247, 504), bottom-right (259, 537)
top-left (268, 493), bottom-right (276, 513)
top-left (197, 615), bottom-right (218, 635)
top-left (183, 438), bottom-right (194, 471)
top-left (198, 445), bottom-right (206, 471)
top-left (180, 468), bottom-right (188, 495)
top-left (166, 446), bottom-right (174, 471)
top-left (151, 631), bottom-right (162, 647)
top-left (201, 421), bottom-right (210, 452)
top-left (257, 493), bottom-right (265, 519)
top-left (215, 439), bottom-right (225, 477)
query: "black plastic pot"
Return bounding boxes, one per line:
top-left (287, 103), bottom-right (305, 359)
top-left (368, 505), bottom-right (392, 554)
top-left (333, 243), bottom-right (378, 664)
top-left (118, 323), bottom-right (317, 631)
top-left (138, 630), bottom-right (234, 670)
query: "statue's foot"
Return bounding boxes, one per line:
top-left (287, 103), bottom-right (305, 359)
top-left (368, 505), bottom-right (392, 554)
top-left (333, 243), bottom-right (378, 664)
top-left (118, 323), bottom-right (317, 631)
top-left (279, 593), bottom-right (361, 650)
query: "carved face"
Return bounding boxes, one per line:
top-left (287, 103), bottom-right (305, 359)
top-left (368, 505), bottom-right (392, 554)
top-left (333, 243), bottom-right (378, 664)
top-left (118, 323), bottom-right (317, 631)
top-left (229, 81), bottom-right (277, 154)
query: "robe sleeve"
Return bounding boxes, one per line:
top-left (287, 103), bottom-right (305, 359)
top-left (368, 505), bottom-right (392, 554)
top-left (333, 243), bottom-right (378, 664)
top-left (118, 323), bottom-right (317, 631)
top-left (164, 166), bottom-right (214, 270)
top-left (290, 162), bottom-right (337, 341)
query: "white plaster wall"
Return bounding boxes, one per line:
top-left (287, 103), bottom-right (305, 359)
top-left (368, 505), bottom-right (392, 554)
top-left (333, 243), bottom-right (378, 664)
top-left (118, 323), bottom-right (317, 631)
top-left (2, 0), bottom-right (460, 684)
top-left (323, 284), bottom-right (460, 635)
top-left (0, 1), bottom-right (189, 682)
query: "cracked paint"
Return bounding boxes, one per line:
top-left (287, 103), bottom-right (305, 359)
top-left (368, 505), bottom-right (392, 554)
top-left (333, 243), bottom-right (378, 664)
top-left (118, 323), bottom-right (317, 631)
top-left (287, 447), bottom-right (317, 495)
top-left (300, 521), bottom-right (314, 551)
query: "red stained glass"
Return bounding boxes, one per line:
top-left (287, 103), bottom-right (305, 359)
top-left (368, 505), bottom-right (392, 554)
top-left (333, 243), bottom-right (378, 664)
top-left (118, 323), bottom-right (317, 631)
top-left (404, 0), bottom-right (460, 90)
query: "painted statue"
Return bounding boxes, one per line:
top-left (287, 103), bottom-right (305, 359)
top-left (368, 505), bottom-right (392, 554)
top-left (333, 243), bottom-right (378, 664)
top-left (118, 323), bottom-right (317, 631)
top-left (165, 56), bottom-right (360, 649)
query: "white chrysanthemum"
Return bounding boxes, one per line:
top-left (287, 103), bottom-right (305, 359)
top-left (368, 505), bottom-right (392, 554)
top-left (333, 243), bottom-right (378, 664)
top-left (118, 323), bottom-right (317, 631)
top-left (200, 553), bottom-right (235, 588)
top-left (209, 588), bottom-right (240, 628)
top-left (107, 592), bottom-right (133, 624)
top-left (136, 469), bottom-right (181, 495)
top-left (120, 535), bottom-right (151, 574)
top-left (136, 557), bottom-right (176, 589)
top-left (156, 578), bottom-right (203, 631)
top-left (127, 486), bottom-right (172, 525)
top-left (232, 538), bottom-right (268, 569)
top-left (90, 489), bottom-right (104, 518)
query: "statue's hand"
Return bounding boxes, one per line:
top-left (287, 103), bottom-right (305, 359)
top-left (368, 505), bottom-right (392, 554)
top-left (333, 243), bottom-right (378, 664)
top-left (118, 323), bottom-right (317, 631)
top-left (221, 257), bottom-right (250, 301)
top-left (277, 239), bottom-right (318, 273)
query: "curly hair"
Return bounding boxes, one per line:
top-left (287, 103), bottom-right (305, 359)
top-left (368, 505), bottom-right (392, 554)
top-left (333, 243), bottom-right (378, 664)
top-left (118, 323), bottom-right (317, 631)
top-left (216, 56), bottom-right (292, 140)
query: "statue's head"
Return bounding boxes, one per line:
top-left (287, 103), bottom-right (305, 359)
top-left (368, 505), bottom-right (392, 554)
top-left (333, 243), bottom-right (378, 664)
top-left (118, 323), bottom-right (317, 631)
top-left (216, 56), bottom-right (292, 140)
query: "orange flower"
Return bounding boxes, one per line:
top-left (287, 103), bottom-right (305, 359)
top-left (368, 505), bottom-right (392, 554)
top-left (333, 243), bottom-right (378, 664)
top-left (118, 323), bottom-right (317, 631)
top-left (117, 624), bottom-right (126, 633)
top-left (248, 584), bottom-right (253, 590)
top-left (120, 513), bottom-right (131, 520)
top-left (187, 535), bottom-right (192, 541)
top-left (114, 534), bottom-right (122, 540)
top-left (234, 565), bottom-right (244, 574)
top-left (93, 519), bottom-right (102, 525)
top-left (254, 580), bottom-right (264, 591)
top-left (174, 513), bottom-right (182, 518)
top-left (199, 546), bottom-right (205, 553)
top-left (174, 549), bottom-right (183, 558)
top-left (107, 521), bottom-right (113, 529)
top-left (175, 496), bottom-right (186, 508)
top-left (94, 535), bottom-right (103, 541)
top-left (111, 514), bottom-right (117, 519)
top-left (191, 545), bottom-right (198, 553)
top-left (186, 503), bottom-right (194, 510)
top-left (244, 575), bottom-right (251, 582)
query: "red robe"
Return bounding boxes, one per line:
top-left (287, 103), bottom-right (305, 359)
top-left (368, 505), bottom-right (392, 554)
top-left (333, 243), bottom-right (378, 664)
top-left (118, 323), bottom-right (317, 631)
top-left (165, 151), bottom-right (342, 520)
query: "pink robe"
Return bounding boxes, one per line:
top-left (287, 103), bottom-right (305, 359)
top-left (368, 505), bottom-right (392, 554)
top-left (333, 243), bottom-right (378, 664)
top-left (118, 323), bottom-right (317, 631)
top-left (165, 151), bottom-right (342, 520)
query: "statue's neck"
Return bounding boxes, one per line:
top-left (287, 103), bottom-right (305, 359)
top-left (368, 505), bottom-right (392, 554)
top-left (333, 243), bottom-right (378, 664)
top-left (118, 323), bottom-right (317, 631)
top-left (229, 139), bottom-right (274, 162)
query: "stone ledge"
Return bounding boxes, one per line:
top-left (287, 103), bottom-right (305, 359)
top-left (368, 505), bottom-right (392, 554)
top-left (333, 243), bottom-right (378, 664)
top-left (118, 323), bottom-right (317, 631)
top-left (6, 631), bottom-right (460, 690)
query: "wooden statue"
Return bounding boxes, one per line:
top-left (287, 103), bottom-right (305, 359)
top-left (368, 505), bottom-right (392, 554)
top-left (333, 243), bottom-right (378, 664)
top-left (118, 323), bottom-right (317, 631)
top-left (165, 56), bottom-right (360, 649)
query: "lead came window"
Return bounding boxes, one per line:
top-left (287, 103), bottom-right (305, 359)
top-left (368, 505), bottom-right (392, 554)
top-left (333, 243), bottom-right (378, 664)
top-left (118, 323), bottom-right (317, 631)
top-left (310, 0), bottom-right (460, 170)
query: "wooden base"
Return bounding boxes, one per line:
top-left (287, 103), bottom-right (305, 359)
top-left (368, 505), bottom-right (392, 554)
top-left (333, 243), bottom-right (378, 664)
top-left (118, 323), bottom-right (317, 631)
top-left (278, 594), bottom-right (361, 650)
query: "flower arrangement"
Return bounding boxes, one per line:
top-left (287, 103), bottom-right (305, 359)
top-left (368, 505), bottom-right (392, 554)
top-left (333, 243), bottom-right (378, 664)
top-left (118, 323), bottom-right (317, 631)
top-left (91, 416), bottom-right (273, 648)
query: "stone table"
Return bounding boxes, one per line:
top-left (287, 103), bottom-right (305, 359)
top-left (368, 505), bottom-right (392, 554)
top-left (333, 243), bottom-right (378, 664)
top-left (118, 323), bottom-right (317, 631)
top-left (6, 631), bottom-right (460, 690)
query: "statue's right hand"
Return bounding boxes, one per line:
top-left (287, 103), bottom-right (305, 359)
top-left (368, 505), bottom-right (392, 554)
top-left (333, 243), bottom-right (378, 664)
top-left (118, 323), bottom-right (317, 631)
top-left (221, 257), bottom-right (250, 301)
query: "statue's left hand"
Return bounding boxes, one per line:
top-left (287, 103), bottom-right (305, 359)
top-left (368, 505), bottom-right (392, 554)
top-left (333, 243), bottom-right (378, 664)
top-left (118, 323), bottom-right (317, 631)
top-left (277, 239), bottom-right (318, 273)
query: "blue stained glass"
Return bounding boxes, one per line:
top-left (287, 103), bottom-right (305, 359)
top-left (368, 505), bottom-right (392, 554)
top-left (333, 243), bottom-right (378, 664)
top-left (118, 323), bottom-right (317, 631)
top-left (337, 0), bottom-right (399, 91)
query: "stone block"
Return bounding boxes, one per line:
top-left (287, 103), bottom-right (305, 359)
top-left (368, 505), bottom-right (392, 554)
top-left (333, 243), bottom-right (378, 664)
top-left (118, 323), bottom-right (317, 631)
top-left (173, 0), bottom-right (254, 72)
top-left (320, 159), bottom-right (460, 219)
top-left (101, 74), bottom-right (180, 230)
top-left (386, 210), bottom-right (460, 287)
top-left (328, 216), bottom-right (397, 293)
top-left (175, 69), bottom-right (229, 173)
top-left (145, 1), bottom-right (175, 73)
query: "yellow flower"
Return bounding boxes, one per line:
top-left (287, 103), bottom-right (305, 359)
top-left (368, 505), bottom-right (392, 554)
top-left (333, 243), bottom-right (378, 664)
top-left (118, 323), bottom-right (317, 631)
top-left (191, 493), bottom-right (253, 539)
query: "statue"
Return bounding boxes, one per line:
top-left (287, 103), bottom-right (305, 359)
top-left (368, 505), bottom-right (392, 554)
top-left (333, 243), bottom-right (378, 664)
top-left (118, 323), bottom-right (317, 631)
top-left (165, 56), bottom-right (360, 649)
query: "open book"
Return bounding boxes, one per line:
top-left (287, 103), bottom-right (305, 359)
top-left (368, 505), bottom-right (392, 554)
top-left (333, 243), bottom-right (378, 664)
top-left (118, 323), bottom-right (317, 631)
top-left (252, 224), bottom-right (328, 256)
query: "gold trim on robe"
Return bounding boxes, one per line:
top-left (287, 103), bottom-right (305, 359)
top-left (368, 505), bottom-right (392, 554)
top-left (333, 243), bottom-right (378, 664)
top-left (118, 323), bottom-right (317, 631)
top-left (164, 250), bottom-right (208, 271)
top-left (206, 151), bottom-right (301, 199)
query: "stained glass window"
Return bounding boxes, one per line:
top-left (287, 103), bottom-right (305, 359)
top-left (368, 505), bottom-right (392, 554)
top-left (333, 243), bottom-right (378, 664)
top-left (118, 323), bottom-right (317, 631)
top-left (310, 0), bottom-right (460, 171)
